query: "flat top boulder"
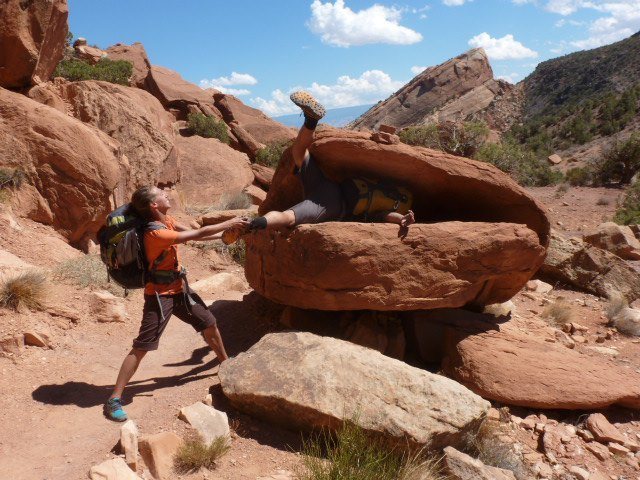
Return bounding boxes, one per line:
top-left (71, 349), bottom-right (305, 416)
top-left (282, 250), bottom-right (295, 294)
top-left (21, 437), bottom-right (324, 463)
top-left (220, 331), bottom-right (490, 450)
top-left (145, 65), bottom-right (213, 107)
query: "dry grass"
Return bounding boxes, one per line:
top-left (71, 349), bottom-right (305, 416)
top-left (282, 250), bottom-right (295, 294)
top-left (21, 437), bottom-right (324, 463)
top-left (297, 422), bottom-right (445, 480)
top-left (596, 196), bottom-right (610, 206)
top-left (542, 297), bottom-right (575, 326)
top-left (554, 183), bottom-right (570, 197)
top-left (461, 420), bottom-right (531, 480)
top-left (606, 293), bottom-right (640, 336)
top-left (186, 192), bottom-right (253, 217)
top-left (53, 254), bottom-right (124, 296)
top-left (195, 239), bottom-right (246, 265)
top-left (0, 270), bottom-right (48, 311)
top-left (173, 436), bottom-right (230, 474)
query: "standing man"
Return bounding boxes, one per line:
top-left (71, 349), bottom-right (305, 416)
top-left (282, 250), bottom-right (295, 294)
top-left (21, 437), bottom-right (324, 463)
top-left (104, 186), bottom-right (249, 422)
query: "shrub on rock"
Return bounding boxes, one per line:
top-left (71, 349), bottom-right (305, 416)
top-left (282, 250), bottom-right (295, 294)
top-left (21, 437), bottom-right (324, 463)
top-left (187, 112), bottom-right (229, 143)
top-left (53, 58), bottom-right (133, 85)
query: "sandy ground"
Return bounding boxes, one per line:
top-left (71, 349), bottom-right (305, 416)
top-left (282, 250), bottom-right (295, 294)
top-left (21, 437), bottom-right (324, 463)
top-left (1, 184), bottom-right (639, 479)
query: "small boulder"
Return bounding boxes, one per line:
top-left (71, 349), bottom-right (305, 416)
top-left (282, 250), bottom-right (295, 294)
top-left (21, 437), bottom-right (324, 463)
top-left (443, 446), bottom-right (516, 480)
top-left (243, 184), bottom-right (267, 205)
top-left (583, 222), bottom-right (640, 260)
top-left (89, 457), bottom-right (141, 480)
top-left (251, 164), bottom-right (275, 191)
top-left (178, 402), bottom-right (230, 445)
top-left (586, 413), bottom-right (627, 444)
top-left (138, 432), bottom-right (183, 480)
top-left (526, 279), bottom-right (553, 294)
top-left (74, 44), bottom-right (106, 64)
top-left (548, 154), bottom-right (563, 165)
top-left (91, 291), bottom-right (127, 323)
top-left (219, 332), bottom-right (489, 450)
top-left (23, 332), bottom-right (49, 348)
top-left (120, 419), bottom-right (139, 471)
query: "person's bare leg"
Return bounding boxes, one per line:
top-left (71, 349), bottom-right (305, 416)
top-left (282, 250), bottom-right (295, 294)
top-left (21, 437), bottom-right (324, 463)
top-left (291, 126), bottom-right (314, 168)
top-left (263, 209), bottom-right (296, 228)
top-left (202, 325), bottom-right (229, 362)
top-left (110, 348), bottom-right (147, 399)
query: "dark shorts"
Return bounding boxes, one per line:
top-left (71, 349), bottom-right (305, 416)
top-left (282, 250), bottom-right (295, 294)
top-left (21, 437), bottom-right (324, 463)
top-left (132, 291), bottom-right (216, 351)
top-left (290, 154), bottom-right (345, 224)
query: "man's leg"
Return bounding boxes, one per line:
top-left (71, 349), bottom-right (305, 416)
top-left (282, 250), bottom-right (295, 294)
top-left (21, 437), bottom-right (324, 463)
top-left (202, 324), bottom-right (229, 362)
top-left (110, 349), bottom-right (147, 400)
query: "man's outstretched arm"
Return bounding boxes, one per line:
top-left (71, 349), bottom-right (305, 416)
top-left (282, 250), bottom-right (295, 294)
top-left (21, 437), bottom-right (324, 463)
top-left (383, 210), bottom-right (415, 227)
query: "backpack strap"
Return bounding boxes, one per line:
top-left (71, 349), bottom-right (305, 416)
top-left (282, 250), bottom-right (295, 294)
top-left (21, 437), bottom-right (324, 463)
top-left (143, 221), bottom-right (185, 285)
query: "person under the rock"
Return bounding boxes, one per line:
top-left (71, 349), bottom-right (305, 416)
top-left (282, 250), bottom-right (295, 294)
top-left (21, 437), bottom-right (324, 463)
top-left (104, 186), bottom-right (249, 422)
top-left (221, 91), bottom-right (415, 244)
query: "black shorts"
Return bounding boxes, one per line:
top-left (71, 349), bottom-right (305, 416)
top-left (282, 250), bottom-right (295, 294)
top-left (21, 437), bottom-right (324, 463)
top-left (290, 154), bottom-right (345, 224)
top-left (132, 292), bottom-right (217, 351)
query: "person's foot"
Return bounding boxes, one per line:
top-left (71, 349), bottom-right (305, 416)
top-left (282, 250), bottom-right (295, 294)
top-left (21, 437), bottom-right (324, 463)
top-left (221, 225), bottom-right (248, 245)
top-left (290, 91), bottom-right (326, 120)
top-left (104, 397), bottom-right (128, 422)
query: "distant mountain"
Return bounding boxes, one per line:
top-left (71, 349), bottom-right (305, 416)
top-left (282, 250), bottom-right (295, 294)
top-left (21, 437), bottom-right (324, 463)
top-left (274, 104), bottom-right (374, 128)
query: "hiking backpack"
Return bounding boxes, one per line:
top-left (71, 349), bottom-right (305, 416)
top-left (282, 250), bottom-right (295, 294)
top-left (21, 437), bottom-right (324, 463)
top-left (349, 178), bottom-right (413, 220)
top-left (97, 204), bottom-right (168, 290)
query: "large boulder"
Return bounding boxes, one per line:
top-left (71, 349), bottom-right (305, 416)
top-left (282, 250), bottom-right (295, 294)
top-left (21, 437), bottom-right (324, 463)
top-left (219, 332), bottom-right (490, 450)
top-left (0, 87), bottom-right (122, 243)
top-left (175, 135), bottom-right (254, 207)
top-left (246, 221), bottom-right (545, 311)
top-left (105, 42), bottom-right (152, 88)
top-left (0, 0), bottom-right (69, 88)
top-left (583, 222), bottom-right (640, 260)
top-left (440, 311), bottom-right (640, 409)
top-left (59, 80), bottom-right (177, 192)
top-left (540, 230), bottom-right (640, 300)
top-left (144, 65), bottom-right (214, 109)
top-left (249, 129), bottom-right (549, 311)
top-left (350, 48), bottom-right (495, 131)
top-left (213, 92), bottom-right (295, 145)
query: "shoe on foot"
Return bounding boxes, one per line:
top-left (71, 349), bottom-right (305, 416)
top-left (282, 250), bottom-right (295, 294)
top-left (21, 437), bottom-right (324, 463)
top-left (290, 91), bottom-right (326, 120)
top-left (221, 225), bottom-right (247, 245)
top-left (104, 397), bottom-right (128, 422)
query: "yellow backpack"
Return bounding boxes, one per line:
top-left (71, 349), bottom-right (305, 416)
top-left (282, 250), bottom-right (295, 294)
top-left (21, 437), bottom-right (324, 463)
top-left (350, 178), bottom-right (413, 220)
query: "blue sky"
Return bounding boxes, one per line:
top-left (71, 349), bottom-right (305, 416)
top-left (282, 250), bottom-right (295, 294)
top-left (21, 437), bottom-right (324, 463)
top-left (68, 0), bottom-right (640, 117)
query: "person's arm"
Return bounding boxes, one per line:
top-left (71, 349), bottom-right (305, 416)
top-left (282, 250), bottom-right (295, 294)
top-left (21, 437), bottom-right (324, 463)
top-left (383, 210), bottom-right (415, 227)
top-left (173, 221), bottom-right (195, 232)
top-left (196, 232), bottom-right (223, 241)
top-left (173, 217), bottom-right (249, 244)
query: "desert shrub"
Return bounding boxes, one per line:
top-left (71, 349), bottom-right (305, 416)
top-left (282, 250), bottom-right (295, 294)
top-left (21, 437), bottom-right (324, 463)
top-left (554, 183), bottom-right (570, 197)
top-left (605, 293), bottom-right (640, 337)
top-left (565, 166), bottom-right (592, 186)
top-left (400, 121), bottom-right (490, 157)
top-left (0, 270), bottom-right (48, 311)
top-left (186, 113), bottom-right (229, 143)
top-left (53, 58), bottom-right (133, 85)
top-left (593, 133), bottom-right (640, 185)
top-left (475, 141), bottom-right (563, 186)
top-left (542, 298), bottom-right (575, 326)
top-left (614, 182), bottom-right (640, 225)
top-left (173, 436), bottom-right (230, 474)
top-left (0, 168), bottom-right (25, 189)
top-left (219, 239), bottom-right (246, 266)
top-left (596, 196), bottom-right (610, 206)
top-left (53, 254), bottom-right (124, 296)
top-left (255, 139), bottom-right (292, 169)
top-left (298, 421), bottom-right (444, 480)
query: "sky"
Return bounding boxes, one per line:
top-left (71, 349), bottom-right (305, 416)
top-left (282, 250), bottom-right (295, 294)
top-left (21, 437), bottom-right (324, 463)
top-left (68, 0), bottom-right (640, 117)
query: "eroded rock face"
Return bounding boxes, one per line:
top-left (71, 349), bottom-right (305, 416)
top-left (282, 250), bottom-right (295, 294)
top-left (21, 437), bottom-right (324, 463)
top-left (250, 129), bottom-right (549, 311)
top-left (246, 222), bottom-right (546, 311)
top-left (56, 80), bottom-right (177, 193)
top-left (105, 43), bottom-right (151, 88)
top-left (175, 135), bottom-right (254, 206)
top-left (441, 312), bottom-right (640, 409)
top-left (350, 48), bottom-right (497, 131)
top-left (0, 87), bottom-right (122, 243)
top-left (0, 0), bottom-right (69, 88)
top-left (219, 332), bottom-right (490, 450)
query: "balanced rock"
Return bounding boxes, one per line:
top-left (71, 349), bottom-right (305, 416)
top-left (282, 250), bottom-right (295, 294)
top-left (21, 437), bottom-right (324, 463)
top-left (246, 221), bottom-right (544, 311)
top-left (583, 222), bottom-right (640, 260)
top-left (0, 87), bottom-right (122, 243)
top-left (441, 312), bottom-right (640, 409)
top-left (541, 230), bottom-right (640, 300)
top-left (443, 446), bottom-right (516, 480)
top-left (105, 43), bottom-right (152, 88)
top-left (219, 332), bottom-right (490, 450)
top-left (176, 135), bottom-right (254, 206)
top-left (0, 0), bottom-right (69, 88)
top-left (250, 129), bottom-right (549, 311)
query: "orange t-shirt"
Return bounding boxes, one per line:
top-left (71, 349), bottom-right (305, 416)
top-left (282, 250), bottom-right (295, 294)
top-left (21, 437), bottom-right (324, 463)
top-left (143, 215), bottom-right (182, 295)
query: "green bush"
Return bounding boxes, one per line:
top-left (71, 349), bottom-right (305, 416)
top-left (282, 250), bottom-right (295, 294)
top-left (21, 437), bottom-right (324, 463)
top-left (53, 58), bottom-right (133, 85)
top-left (594, 133), bottom-right (640, 185)
top-left (186, 113), bottom-right (230, 143)
top-left (255, 139), bottom-right (292, 169)
top-left (565, 166), bottom-right (592, 186)
top-left (474, 141), bottom-right (563, 186)
top-left (399, 121), bottom-right (490, 158)
top-left (614, 182), bottom-right (640, 225)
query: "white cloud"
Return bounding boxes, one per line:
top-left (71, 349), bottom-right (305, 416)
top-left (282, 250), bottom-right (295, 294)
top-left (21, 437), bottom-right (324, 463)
top-left (411, 65), bottom-right (427, 75)
top-left (497, 72), bottom-right (520, 83)
top-left (443, 0), bottom-right (469, 5)
top-left (200, 72), bottom-right (257, 96)
top-left (250, 69), bottom-right (405, 116)
top-left (468, 32), bottom-right (539, 59)
top-left (308, 0), bottom-right (423, 47)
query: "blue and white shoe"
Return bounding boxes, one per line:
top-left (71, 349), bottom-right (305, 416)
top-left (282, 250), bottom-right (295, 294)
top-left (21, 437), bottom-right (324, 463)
top-left (104, 397), bottom-right (128, 422)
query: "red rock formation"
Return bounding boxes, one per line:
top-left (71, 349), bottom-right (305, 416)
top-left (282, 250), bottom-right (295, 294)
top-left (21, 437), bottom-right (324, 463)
top-left (105, 43), bottom-right (151, 88)
top-left (0, 0), bottom-right (69, 88)
top-left (144, 65), bottom-right (214, 109)
top-left (0, 87), bottom-right (122, 243)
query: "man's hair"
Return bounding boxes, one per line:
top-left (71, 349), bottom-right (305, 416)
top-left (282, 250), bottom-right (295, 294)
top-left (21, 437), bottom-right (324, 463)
top-left (130, 186), bottom-right (158, 220)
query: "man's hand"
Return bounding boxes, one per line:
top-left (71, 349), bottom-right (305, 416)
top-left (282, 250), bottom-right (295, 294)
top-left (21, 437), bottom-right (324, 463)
top-left (400, 210), bottom-right (415, 227)
top-left (221, 216), bottom-right (250, 231)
